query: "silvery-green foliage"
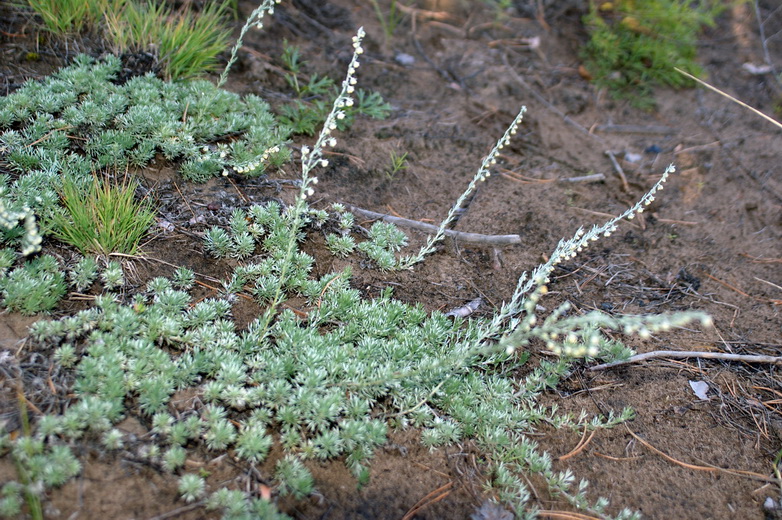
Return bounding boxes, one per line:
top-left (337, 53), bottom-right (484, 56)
top-left (69, 256), bottom-right (99, 292)
top-left (206, 487), bottom-right (247, 514)
top-left (275, 455), bottom-right (314, 499)
top-left (162, 446), bottom-right (187, 472)
top-left (172, 267), bottom-right (195, 290)
top-left (0, 54), bottom-right (290, 183)
top-left (101, 429), bottom-right (124, 450)
top-left (0, 248), bottom-right (14, 275)
top-left (235, 425), bottom-right (273, 463)
top-left (326, 233), bottom-right (356, 257)
top-left (100, 261), bottom-right (124, 291)
top-left (146, 276), bottom-right (172, 295)
top-left (0, 482), bottom-right (22, 517)
top-left (204, 227), bottom-right (234, 258)
top-left (178, 474), bottom-right (206, 503)
top-left (0, 254), bottom-right (66, 314)
top-left (53, 344), bottom-right (77, 368)
top-left (355, 221), bottom-right (409, 270)
top-left (10, 440), bottom-right (80, 489)
top-left (35, 415), bottom-right (62, 441)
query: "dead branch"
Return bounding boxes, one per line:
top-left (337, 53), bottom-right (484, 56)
top-left (594, 123), bottom-right (677, 135)
top-left (559, 173), bottom-right (606, 183)
top-left (344, 204), bottom-right (522, 246)
top-left (589, 350), bottom-right (782, 371)
top-left (604, 150), bottom-right (630, 193)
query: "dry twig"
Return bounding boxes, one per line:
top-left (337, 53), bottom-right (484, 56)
top-left (345, 204), bottom-right (522, 246)
top-left (401, 481), bottom-right (454, 520)
top-left (557, 424), bottom-right (597, 461)
top-left (604, 150), bottom-right (630, 193)
top-left (624, 426), bottom-right (775, 483)
top-left (675, 67), bottom-right (782, 130)
top-left (589, 350), bottom-right (782, 371)
top-left (594, 123), bottom-right (677, 135)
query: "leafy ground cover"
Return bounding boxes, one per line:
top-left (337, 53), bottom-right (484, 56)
top-left (0, 1), bottom-right (781, 519)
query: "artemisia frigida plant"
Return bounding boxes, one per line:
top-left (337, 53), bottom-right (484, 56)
top-left (0, 2), bottom-right (709, 519)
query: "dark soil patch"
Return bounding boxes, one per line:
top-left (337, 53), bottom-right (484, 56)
top-left (1, 0), bottom-right (781, 519)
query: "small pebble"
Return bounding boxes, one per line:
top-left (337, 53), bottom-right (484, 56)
top-left (395, 53), bottom-right (415, 66)
top-left (624, 152), bottom-right (643, 163)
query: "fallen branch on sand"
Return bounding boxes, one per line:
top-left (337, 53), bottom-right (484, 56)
top-left (345, 204), bottom-right (522, 246)
top-left (589, 350), bottom-right (782, 371)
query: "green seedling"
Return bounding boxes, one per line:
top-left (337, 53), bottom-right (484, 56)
top-left (386, 150), bottom-right (409, 179)
top-left (278, 41), bottom-right (391, 135)
top-left (369, 0), bottom-right (404, 43)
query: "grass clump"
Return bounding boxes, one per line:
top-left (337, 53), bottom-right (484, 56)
top-left (581, 0), bottom-right (738, 108)
top-left (104, 1), bottom-right (232, 80)
top-left (25, 0), bottom-right (120, 35)
top-left (26, 0), bottom-right (232, 80)
top-left (48, 175), bottom-right (155, 256)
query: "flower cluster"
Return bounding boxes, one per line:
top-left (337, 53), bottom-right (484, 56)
top-left (626, 166), bottom-right (669, 220)
top-left (551, 164), bottom-right (674, 267)
top-left (218, 144), bottom-right (282, 176)
top-left (0, 194), bottom-right (41, 256)
top-left (476, 109), bottom-right (525, 183)
top-left (252, 0), bottom-right (282, 30)
top-left (481, 165), bottom-right (678, 346)
top-left (297, 27), bottom-right (366, 203)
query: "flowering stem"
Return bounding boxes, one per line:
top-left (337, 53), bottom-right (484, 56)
top-left (216, 0), bottom-right (282, 89)
top-left (397, 107), bottom-right (527, 269)
top-left (255, 27), bottom-right (367, 338)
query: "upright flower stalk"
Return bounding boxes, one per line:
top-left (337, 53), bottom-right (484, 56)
top-left (298, 28), bottom-right (366, 193)
top-left (481, 165), bottom-right (678, 348)
top-left (254, 27), bottom-right (367, 337)
top-left (216, 0), bottom-right (282, 89)
top-left (398, 107), bottom-right (527, 269)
